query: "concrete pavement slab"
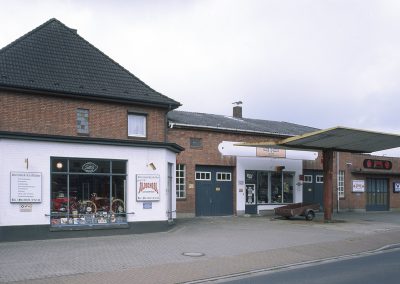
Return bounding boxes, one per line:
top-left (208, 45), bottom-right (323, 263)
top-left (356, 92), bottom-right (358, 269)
top-left (1, 212), bottom-right (400, 283)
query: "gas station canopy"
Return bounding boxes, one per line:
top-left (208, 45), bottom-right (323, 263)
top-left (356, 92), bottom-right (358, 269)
top-left (239, 126), bottom-right (400, 153)
top-left (239, 126), bottom-right (400, 221)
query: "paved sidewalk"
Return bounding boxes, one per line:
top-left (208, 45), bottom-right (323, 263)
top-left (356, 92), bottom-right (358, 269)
top-left (1, 212), bottom-right (400, 283)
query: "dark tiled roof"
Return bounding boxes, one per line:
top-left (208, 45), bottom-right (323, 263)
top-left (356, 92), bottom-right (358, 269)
top-left (168, 110), bottom-right (318, 137)
top-left (0, 18), bottom-right (180, 108)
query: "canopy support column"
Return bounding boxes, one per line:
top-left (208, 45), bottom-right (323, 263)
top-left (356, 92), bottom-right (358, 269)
top-left (323, 149), bottom-right (334, 222)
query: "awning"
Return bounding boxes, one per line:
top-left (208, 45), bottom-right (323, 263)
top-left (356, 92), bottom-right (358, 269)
top-left (238, 126), bottom-right (400, 153)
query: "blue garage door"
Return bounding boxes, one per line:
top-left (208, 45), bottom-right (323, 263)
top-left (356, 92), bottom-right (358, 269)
top-left (366, 178), bottom-right (389, 211)
top-left (195, 166), bottom-right (233, 216)
top-left (302, 170), bottom-right (324, 210)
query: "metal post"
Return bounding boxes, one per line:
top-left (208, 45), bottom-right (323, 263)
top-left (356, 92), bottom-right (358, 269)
top-left (323, 149), bottom-right (334, 222)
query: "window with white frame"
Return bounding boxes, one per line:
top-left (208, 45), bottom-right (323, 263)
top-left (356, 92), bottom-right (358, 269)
top-left (303, 175), bottom-right (313, 183)
top-left (176, 164), bottom-right (186, 199)
top-left (216, 172), bottom-right (231, 181)
top-left (195, 171), bottom-right (211, 180)
top-left (128, 113), bottom-right (146, 137)
top-left (316, 175), bottom-right (324, 183)
top-left (338, 170), bottom-right (345, 198)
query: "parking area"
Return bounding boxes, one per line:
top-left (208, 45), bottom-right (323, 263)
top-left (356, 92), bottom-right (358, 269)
top-left (1, 211), bottom-right (400, 283)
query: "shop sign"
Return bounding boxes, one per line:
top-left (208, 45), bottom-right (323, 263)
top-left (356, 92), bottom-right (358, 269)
top-left (393, 182), bottom-right (400, 193)
top-left (136, 174), bottom-right (160, 201)
top-left (352, 180), bottom-right (365, 193)
top-left (363, 159), bottom-right (392, 170)
top-left (10, 172), bottom-right (42, 203)
top-left (256, 148), bottom-right (286, 158)
top-left (82, 162), bottom-right (98, 173)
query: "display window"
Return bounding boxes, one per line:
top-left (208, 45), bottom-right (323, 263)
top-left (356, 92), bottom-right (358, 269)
top-left (245, 170), bottom-right (294, 205)
top-left (50, 157), bottom-right (127, 228)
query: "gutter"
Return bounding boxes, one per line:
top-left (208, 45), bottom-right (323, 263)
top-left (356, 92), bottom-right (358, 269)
top-left (169, 122), bottom-right (294, 138)
top-left (0, 131), bottom-right (184, 153)
top-left (0, 85), bottom-right (181, 110)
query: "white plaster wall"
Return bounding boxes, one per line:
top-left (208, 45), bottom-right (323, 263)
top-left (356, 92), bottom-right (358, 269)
top-left (0, 139), bottom-right (177, 226)
top-left (236, 156), bottom-right (303, 213)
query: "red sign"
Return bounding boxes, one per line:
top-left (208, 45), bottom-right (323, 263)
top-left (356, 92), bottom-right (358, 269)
top-left (363, 159), bottom-right (392, 170)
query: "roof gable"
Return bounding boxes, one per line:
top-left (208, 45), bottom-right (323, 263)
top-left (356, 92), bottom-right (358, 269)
top-left (168, 110), bottom-right (318, 137)
top-left (0, 18), bottom-right (180, 108)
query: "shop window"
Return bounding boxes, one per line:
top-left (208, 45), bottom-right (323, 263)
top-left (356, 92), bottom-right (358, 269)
top-left (338, 171), bottom-right (345, 198)
top-left (128, 113), bottom-right (146, 137)
top-left (176, 164), bottom-right (186, 199)
top-left (316, 175), bottom-right (324, 183)
top-left (76, 108), bottom-right (89, 134)
top-left (303, 175), bottom-right (312, 183)
top-left (216, 172), bottom-right (231, 181)
top-left (283, 172), bottom-right (294, 203)
top-left (195, 171), bottom-right (211, 180)
top-left (190, 138), bottom-right (202, 148)
top-left (257, 172), bottom-right (268, 204)
top-left (271, 172), bottom-right (283, 203)
top-left (50, 158), bottom-right (127, 228)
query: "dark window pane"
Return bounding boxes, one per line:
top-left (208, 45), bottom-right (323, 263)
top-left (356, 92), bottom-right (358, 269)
top-left (112, 160), bottom-right (127, 174)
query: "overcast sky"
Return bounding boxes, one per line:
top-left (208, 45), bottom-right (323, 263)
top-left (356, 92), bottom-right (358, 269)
top-left (1, 0), bottom-right (400, 155)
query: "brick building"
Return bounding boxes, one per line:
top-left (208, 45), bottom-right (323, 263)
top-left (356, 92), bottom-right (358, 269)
top-left (0, 19), bottom-right (183, 241)
top-left (167, 107), bottom-right (400, 217)
top-left (167, 106), bottom-right (318, 217)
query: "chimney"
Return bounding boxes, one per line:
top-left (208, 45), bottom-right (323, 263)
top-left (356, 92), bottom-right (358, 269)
top-left (233, 105), bottom-right (242, 118)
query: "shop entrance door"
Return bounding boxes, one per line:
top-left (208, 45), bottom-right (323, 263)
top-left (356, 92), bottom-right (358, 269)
top-left (244, 170), bottom-right (258, 214)
top-left (366, 178), bottom-right (389, 211)
top-left (195, 166), bottom-right (233, 216)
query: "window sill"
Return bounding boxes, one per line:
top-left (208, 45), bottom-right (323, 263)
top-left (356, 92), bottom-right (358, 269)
top-left (50, 223), bottom-right (129, 231)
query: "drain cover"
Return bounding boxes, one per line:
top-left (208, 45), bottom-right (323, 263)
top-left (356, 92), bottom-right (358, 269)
top-left (182, 252), bottom-right (205, 257)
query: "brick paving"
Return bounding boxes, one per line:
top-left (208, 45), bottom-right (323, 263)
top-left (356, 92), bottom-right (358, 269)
top-left (1, 212), bottom-right (400, 283)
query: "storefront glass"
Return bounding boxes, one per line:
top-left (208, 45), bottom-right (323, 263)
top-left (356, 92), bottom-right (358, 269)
top-left (50, 157), bottom-right (127, 227)
top-left (246, 170), bottom-right (295, 205)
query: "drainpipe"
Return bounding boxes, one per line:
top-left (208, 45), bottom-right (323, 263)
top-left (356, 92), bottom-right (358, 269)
top-left (337, 152), bottom-right (340, 213)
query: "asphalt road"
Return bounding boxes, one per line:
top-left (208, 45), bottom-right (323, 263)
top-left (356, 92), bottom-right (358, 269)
top-left (219, 248), bottom-right (400, 284)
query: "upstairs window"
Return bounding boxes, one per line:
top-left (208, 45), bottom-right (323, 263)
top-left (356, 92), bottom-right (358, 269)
top-left (76, 108), bottom-right (89, 134)
top-left (128, 113), bottom-right (146, 137)
top-left (190, 137), bottom-right (202, 149)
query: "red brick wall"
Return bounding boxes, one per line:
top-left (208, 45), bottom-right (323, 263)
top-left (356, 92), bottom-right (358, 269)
top-left (337, 153), bottom-right (400, 211)
top-left (0, 90), bottom-right (167, 142)
top-left (167, 127), bottom-right (280, 214)
top-left (305, 152), bottom-right (400, 211)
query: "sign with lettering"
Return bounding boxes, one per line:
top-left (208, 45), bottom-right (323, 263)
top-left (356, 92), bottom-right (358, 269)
top-left (136, 174), bottom-right (160, 201)
top-left (256, 148), bottom-right (286, 158)
top-left (352, 180), bottom-right (365, 193)
top-left (393, 182), bottom-right (400, 193)
top-left (363, 159), bottom-right (392, 170)
top-left (82, 162), bottom-right (98, 173)
top-left (10, 172), bottom-right (42, 203)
